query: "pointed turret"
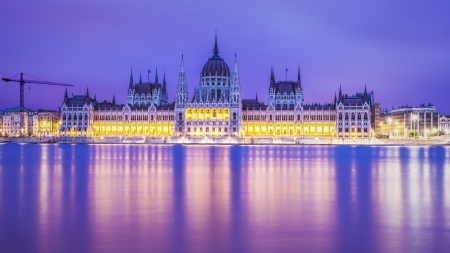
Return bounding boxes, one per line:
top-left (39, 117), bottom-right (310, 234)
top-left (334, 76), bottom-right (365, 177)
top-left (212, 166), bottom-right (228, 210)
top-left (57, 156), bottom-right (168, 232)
top-left (155, 67), bottom-right (159, 86)
top-left (256, 92), bottom-right (258, 102)
top-left (64, 87), bottom-right (68, 104)
top-left (213, 31), bottom-right (219, 55)
top-left (85, 87), bottom-right (90, 103)
top-left (139, 71), bottom-right (142, 85)
top-left (129, 68), bottom-right (134, 89)
top-left (364, 84), bottom-right (367, 97)
top-left (338, 84), bottom-right (342, 101)
top-left (163, 72), bottom-right (167, 93)
top-left (297, 65), bottom-right (302, 88)
top-left (270, 65), bottom-right (275, 88)
top-left (233, 53), bottom-right (239, 80)
top-left (112, 94), bottom-right (116, 105)
top-left (334, 92), bottom-right (337, 104)
top-left (176, 54), bottom-right (188, 105)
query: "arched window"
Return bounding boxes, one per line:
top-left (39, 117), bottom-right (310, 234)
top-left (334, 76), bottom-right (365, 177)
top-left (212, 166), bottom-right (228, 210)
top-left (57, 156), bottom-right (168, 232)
top-left (233, 112), bottom-right (237, 120)
top-left (213, 110), bottom-right (217, 117)
top-left (364, 113), bottom-right (368, 120)
top-left (74, 114), bottom-right (77, 120)
top-left (178, 112), bottom-right (183, 120)
top-left (297, 114), bottom-right (300, 121)
top-left (63, 114), bottom-right (66, 120)
top-left (151, 115), bottom-right (154, 121)
top-left (84, 114), bottom-right (88, 120)
top-left (357, 113), bottom-right (361, 120)
top-left (125, 115), bottom-right (128, 121)
top-left (211, 89), bottom-right (216, 101)
top-left (351, 113), bottom-right (355, 120)
top-left (345, 113), bottom-right (349, 120)
top-left (217, 89), bottom-right (221, 101)
top-left (270, 115), bottom-right (273, 121)
top-left (339, 113), bottom-right (342, 120)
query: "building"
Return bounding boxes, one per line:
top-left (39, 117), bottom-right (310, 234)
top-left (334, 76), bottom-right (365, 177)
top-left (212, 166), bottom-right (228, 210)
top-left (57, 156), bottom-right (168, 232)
top-left (335, 86), bottom-right (374, 138)
top-left (59, 35), bottom-right (375, 139)
top-left (0, 107), bottom-right (59, 137)
top-left (439, 115), bottom-right (450, 135)
top-left (380, 104), bottom-right (440, 138)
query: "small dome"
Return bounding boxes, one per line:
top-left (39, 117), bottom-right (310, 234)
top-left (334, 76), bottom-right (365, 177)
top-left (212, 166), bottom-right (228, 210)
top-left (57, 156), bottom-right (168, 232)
top-left (201, 35), bottom-right (230, 77)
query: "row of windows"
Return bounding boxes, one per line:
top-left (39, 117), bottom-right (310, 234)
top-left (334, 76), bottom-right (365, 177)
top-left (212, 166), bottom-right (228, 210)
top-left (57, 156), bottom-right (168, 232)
top-left (338, 113), bottom-right (369, 120)
top-left (186, 127), bottom-right (228, 133)
top-left (338, 128), bottom-right (368, 132)
top-left (242, 114), bottom-right (336, 121)
top-left (63, 114), bottom-right (88, 120)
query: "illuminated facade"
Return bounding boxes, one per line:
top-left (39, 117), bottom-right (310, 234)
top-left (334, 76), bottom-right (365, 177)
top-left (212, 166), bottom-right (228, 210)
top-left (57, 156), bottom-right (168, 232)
top-left (175, 36), bottom-right (241, 137)
top-left (59, 36), bottom-right (376, 139)
top-left (0, 107), bottom-right (59, 137)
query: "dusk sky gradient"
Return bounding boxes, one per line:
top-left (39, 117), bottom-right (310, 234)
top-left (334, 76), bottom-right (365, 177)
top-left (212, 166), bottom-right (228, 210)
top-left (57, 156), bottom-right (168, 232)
top-left (1, 1), bottom-right (450, 113)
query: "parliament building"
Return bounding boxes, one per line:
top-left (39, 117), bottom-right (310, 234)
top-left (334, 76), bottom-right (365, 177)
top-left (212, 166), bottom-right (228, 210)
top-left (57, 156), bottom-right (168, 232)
top-left (59, 36), bottom-right (377, 140)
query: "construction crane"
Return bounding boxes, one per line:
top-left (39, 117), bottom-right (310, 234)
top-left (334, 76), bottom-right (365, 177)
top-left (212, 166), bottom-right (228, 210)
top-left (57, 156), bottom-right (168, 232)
top-left (2, 73), bottom-right (74, 134)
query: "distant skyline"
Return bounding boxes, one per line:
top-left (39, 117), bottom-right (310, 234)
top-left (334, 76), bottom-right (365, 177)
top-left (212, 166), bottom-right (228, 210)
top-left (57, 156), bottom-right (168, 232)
top-left (1, 1), bottom-right (449, 114)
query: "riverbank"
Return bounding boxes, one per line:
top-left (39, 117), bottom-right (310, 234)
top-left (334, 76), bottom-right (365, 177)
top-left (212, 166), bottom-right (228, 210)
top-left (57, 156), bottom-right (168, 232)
top-left (1, 136), bottom-right (449, 146)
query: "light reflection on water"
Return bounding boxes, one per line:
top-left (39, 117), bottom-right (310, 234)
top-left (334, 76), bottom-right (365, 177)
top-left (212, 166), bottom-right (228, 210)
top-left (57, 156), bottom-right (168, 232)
top-left (0, 144), bottom-right (449, 253)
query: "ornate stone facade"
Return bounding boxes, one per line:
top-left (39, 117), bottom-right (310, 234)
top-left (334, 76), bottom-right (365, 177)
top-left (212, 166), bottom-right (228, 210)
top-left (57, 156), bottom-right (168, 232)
top-left (59, 36), bottom-right (375, 139)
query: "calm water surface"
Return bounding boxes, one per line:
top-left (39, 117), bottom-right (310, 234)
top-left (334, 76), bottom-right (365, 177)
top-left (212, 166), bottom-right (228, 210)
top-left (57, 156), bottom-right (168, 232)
top-left (0, 144), bottom-right (449, 253)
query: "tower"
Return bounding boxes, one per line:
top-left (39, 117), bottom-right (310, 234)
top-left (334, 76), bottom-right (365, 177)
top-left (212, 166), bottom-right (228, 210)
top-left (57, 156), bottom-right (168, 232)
top-left (295, 66), bottom-right (303, 106)
top-left (175, 54), bottom-right (188, 136)
top-left (230, 53), bottom-right (242, 136)
top-left (127, 68), bottom-right (135, 105)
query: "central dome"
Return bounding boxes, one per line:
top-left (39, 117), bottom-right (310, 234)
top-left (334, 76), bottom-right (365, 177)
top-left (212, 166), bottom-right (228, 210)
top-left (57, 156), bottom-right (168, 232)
top-left (201, 36), bottom-right (230, 77)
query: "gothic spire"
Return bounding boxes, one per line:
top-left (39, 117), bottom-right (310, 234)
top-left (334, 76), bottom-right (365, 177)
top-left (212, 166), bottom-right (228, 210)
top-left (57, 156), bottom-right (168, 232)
top-left (64, 87), bottom-right (68, 103)
top-left (270, 65), bottom-right (275, 88)
top-left (338, 84), bottom-right (342, 100)
top-left (297, 65), bottom-right (302, 88)
top-left (85, 87), bottom-right (90, 103)
top-left (139, 71), bottom-right (142, 85)
top-left (364, 84), bottom-right (367, 96)
top-left (155, 67), bottom-right (159, 84)
top-left (129, 68), bottom-right (134, 89)
top-left (256, 92), bottom-right (258, 101)
top-left (180, 54), bottom-right (185, 73)
top-left (112, 94), bottom-right (116, 105)
top-left (163, 72), bottom-right (167, 92)
top-left (233, 53), bottom-right (239, 80)
top-left (334, 92), bottom-right (337, 104)
top-left (213, 31), bottom-right (219, 55)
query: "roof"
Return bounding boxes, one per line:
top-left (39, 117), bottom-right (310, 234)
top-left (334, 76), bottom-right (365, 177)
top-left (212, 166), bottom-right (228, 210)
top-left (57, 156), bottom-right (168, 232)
top-left (242, 99), bottom-right (267, 110)
top-left (65, 95), bottom-right (96, 107)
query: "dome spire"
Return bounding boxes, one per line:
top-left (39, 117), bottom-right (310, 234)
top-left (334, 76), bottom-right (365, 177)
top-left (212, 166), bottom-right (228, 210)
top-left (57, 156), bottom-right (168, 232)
top-left (213, 30), bottom-right (219, 55)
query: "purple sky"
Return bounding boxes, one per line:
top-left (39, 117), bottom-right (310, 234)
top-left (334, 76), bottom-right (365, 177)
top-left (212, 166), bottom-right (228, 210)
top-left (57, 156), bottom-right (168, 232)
top-left (1, 1), bottom-right (450, 114)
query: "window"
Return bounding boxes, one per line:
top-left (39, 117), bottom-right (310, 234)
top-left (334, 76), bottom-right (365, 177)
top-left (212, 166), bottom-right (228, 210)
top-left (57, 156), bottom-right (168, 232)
top-left (269, 115), bottom-right (273, 121)
top-left (233, 127), bottom-right (236, 132)
top-left (178, 112), bottom-right (182, 120)
top-left (225, 127), bottom-right (227, 132)
top-left (233, 112), bottom-right (237, 120)
top-left (151, 115), bottom-right (154, 121)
